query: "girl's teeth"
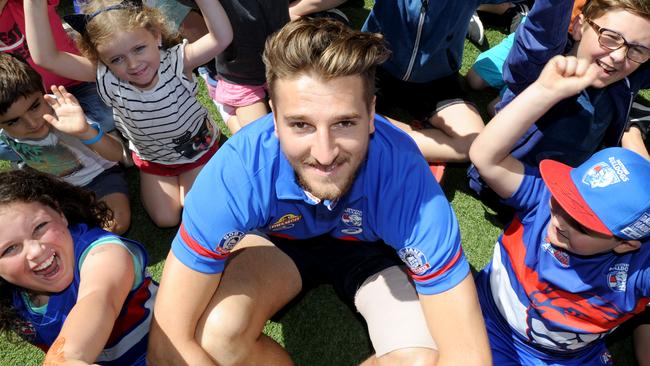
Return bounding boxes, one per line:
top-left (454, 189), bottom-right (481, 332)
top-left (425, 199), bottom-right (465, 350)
top-left (34, 254), bottom-right (55, 271)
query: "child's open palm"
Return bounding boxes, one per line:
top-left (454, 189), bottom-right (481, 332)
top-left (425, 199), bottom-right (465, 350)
top-left (43, 85), bottom-right (92, 138)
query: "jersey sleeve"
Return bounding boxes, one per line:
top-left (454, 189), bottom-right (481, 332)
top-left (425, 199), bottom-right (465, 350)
top-left (171, 143), bottom-right (263, 274)
top-left (377, 152), bottom-right (468, 295)
top-left (503, 164), bottom-right (547, 215)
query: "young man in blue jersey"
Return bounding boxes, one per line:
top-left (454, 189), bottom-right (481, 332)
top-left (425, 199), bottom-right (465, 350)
top-left (470, 55), bottom-right (650, 365)
top-left (149, 18), bottom-right (491, 366)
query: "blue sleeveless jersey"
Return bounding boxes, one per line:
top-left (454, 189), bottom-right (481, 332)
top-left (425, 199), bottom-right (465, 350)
top-left (12, 224), bottom-right (157, 365)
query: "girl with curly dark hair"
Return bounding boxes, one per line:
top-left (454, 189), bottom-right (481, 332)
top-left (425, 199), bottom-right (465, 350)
top-left (0, 169), bottom-right (156, 365)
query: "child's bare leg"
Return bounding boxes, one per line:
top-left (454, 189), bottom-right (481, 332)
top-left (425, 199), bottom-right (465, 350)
top-left (99, 192), bottom-right (131, 234)
top-left (622, 126), bottom-right (650, 160)
top-left (289, 0), bottom-right (347, 20)
top-left (236, 102), bottom-right (268, 127)
top-left (226, 115), bottom-right (242, 135)
top-left (465, 68), bottom-right (491, 90)
top-left (227, 102), bottom-right (269, 135)
top-left (178, 165), bottom-right (205, 205)
top-left (392, 103), bottom-right (484, 162)
top-left (139, 172), bottom-right (183, 228)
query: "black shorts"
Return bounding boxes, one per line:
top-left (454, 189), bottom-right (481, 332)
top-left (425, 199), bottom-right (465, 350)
top-left (269, 234), bottom-right (402, 305)
top-left (375, 66), bottom-right (471, 122)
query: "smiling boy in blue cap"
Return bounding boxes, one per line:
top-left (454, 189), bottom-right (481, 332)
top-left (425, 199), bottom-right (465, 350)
top-left (470, 54), bottom-right (650, 365)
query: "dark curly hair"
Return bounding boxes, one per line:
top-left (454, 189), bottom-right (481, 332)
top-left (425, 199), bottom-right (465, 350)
top-left (0, 169), bottom-right (113, 338)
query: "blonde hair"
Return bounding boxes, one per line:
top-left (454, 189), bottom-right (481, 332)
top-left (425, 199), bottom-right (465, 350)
top-left (582, 0), bottom-right (650, 21)
top-left (263, 18), bottom-right (390, 108)
top-left (76, 0), bottom-right (182, 62)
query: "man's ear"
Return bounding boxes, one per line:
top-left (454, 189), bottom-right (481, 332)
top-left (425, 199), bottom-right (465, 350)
top-left (368, 95), bottom-right (376, 134)
top-left (270, 99), bottom-right (278, 137)
top-left (570, 14), bottom-right (585, 42)
top-left (613, 239), bottom-right (642, 254)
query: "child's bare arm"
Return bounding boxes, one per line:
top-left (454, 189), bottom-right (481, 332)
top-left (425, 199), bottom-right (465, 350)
top-left (43, 86), bottom-right (124, 162)
top-left (469, 56), bottom-right (599, 199)
top-left (183, 0), bottom-right (233, 74)
top-left (43, 243), bottom-right (135, 366)
top-left (23, 0), bottom-right (96, 82)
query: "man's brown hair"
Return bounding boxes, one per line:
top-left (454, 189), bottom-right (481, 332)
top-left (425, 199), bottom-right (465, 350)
top-left (0, 53), bottom-right (44, 115)
top-left (263, 18), bottom-right (390, 108)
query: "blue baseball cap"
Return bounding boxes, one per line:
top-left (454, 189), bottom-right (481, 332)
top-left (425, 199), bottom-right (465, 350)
top-left (540, 147), bottom-right (650, 241)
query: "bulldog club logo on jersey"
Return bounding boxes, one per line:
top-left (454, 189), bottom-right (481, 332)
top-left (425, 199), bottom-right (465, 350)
top-left (269, 213), bottom-right (302, 231)
top-left (341, 208), bottom-right (363, 235)
top-left (398, 247), bottom-right (431, 275)
top-left (542, 242), bottom-right (570, 267)
top-left (606, 263), bottom-right (629, 292)
top-left (581, 157), bottom-right (630, 190)
top-left (216, 231), bottom-right (245, 255)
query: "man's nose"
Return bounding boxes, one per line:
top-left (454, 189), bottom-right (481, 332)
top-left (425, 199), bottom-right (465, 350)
top-left (311, 129), bottom-right (338, 166)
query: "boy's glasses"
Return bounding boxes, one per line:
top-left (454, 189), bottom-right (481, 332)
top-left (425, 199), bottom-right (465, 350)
top-left (585, 18), bottom-right (650, 63)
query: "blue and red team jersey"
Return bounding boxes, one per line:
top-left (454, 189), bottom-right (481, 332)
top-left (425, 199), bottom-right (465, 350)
top-left (172, 114), bottom-right (468, 295)
top-left (476, 165), bottom-right (650, 365)
top-left (12, 224), bottom-right (157, 366)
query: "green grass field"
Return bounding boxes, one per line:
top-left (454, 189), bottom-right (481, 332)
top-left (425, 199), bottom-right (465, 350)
top-left (0, 0), bottom-right (647, 364)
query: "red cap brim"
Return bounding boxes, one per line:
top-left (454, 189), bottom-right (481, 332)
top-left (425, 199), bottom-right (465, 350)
top-left (539, 159), bottom-right (612, 236)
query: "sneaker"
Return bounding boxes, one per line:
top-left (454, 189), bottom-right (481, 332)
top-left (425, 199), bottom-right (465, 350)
top-left (466, 12), bottom-right (487, 48)
top-left (307, 8), bottom-right (350, 26)
top-left (507, 3), bottom-right (529, 34)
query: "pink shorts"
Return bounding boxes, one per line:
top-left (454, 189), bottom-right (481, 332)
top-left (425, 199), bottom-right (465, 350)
top-left (132, 139), bottom-right (219, 177)
top-left (214, 79), bottom-right (267, 107)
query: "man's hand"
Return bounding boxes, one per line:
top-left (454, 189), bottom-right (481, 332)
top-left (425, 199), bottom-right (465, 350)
top-left (43, 85), bottom-right (94, 139)
top-left (534, 55), bottom-right (600, 103)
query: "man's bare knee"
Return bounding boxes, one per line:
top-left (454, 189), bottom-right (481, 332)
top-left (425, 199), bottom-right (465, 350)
top-left (197, 298), bottom-right (263, 365)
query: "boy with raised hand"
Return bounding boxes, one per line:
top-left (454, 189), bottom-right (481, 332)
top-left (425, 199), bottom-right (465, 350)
top-left (498, 0), bottom-right (649, 167)
top-left (470, 54), bottom-right (650, 365)
top-left (0, 53), bottom-right (130, 234)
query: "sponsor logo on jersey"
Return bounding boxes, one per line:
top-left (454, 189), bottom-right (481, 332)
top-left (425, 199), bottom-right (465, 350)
top-left (398, 247), bottom-right (431, 275)
top-left (606, 263), bottom-right (629, 292)
top-left (216, 231), bottom-right (245, 255)
top-left (341, 208), bottom-right (363, 235)
top-left (542, 242), bottom-right (570, 267)
top-left (269, 213), bottom-right (302, 231)
top-left (581, 161), bottom-right (622, 189)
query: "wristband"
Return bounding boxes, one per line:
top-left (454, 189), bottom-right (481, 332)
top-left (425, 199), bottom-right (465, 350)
top-left (80, 123), bottom-right (104, 145)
